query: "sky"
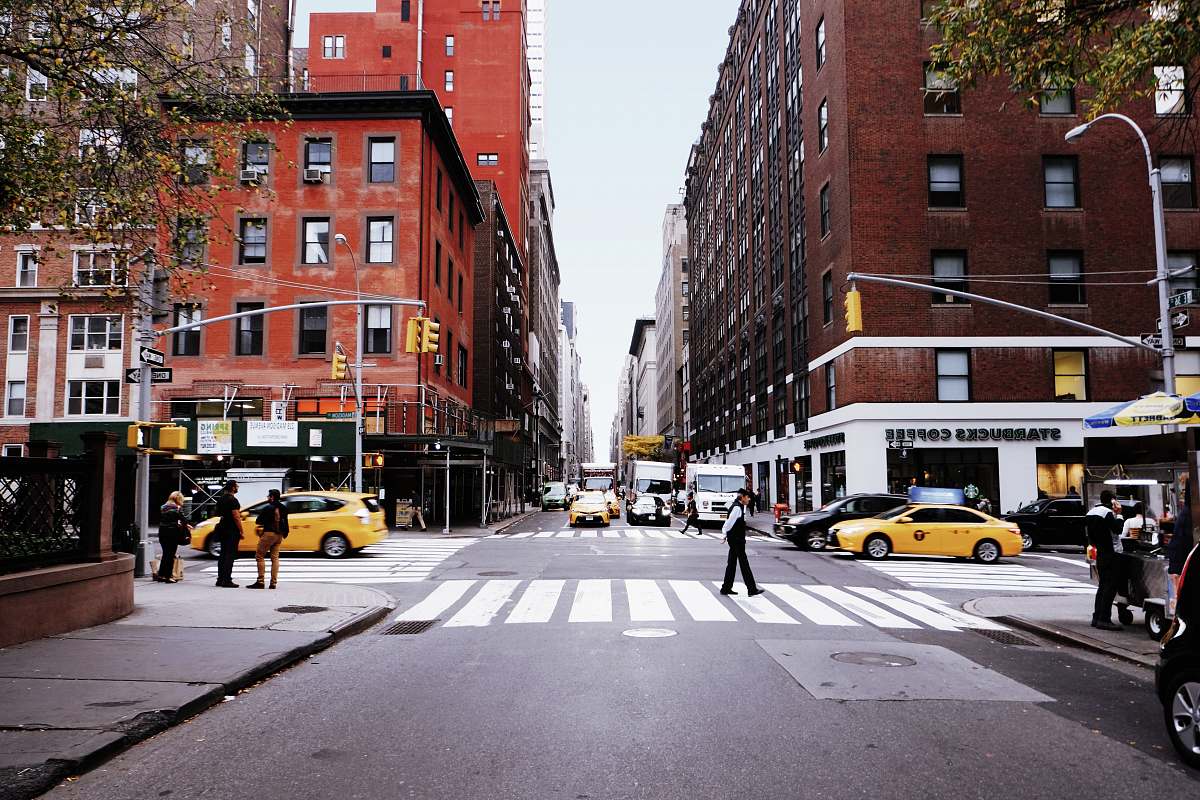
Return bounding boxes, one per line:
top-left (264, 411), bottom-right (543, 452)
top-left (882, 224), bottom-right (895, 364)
top-left (296, 0), bottom-right (738, 453)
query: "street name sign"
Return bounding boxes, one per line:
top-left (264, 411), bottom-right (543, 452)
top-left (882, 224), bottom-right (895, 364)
top-left (138, 346), bottom-right (165, 367)
top-left (124, 368), bottom-right (173, 384)
top-left (1169, 289), bottom-right (1197, 309)
top-left (887, 440), bottom-right (915, 449)
top-left (1140, 333), bottom-right (1186, 349)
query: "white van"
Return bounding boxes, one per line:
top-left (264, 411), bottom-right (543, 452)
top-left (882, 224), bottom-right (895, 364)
top-left (686, 463), bottom-right (747, 526)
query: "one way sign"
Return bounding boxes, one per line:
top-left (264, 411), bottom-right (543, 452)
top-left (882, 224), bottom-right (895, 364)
top-left (125, 368), bottom-right (173, 384)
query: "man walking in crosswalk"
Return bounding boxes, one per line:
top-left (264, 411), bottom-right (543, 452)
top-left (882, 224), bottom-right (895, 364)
top-left (720, 488), bottom-right (763, 596)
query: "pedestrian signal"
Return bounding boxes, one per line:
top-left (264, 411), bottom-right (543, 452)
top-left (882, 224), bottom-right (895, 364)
top-left (331, 345), bottom-right (348, 380)
top-left (420, 318), bottom-right (441, 353)
top-left (364, 452), bottom-right (385, 468)
top-left (844, 289), bottom-right (863, 333)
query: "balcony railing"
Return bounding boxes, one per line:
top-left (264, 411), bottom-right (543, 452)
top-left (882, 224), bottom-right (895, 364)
top-left (298, 73), bottom-right (422, 94)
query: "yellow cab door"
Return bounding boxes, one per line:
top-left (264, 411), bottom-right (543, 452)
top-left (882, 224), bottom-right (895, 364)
top-left (279, 496), bottom-right (333, 551)
top-left (940, 507), bottom-right (994, 556)
top-left (237, 501), bottom-right (269, 552)
top-left (896, 507), bottom-right (954, 555)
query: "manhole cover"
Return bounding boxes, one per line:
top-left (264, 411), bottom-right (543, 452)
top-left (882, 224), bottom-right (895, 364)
top-left (622, 628), bottom-right (677, 638)
top-left (477, 570), bottom-right (517, 576)
top-left (830, 651), bottom-right (917, 667)
top-left (275, 605), bottom-right (329, 614)
top-left (380, 619), bottom-right (439, 635)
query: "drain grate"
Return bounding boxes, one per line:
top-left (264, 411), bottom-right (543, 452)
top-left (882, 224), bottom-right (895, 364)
top-left (276, 605), bottom-right (329, 614)
top-left (478, 570), bottom-right (517, 576)
top-left (974, 629), bottom-right (1039, 647)
top-left (380, 619), bottom-right (439, 635)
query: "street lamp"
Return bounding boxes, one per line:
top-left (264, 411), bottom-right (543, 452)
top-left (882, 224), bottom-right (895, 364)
top-left (333, 233), bottom-right (364, 493)
top-left (1065, 113), bottom-right (1176, 395)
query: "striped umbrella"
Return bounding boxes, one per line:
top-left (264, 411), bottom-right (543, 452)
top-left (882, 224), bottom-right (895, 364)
top-left (1084, 392), bottom-right (1200, 429)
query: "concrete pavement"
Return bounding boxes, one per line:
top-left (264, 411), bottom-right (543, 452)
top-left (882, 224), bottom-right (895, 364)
top-left (0, 577), bottom-right (393, 800)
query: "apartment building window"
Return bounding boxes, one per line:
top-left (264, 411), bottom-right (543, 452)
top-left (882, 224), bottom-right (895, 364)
top-left (458, 345), bottom-right (468, 386)
top-left (242, 140), bottom-right (270, 175)
top-left (457, 273), bottom-right (464, 313)
top-left (172, 305), bottom-right (202, 356)
top-left (445, 70), bottom-right (454, 91)
top-left (26, 68), bottom-right (48, 101)
top-left (304, 138), bottom-right (332, 175)
top-left (1048, 251), bottom-right (1085, 304)
top-left (236, 302), bottom-right (264, 355)
top-left (1168, 251), bottom-right (1198, 295)
top-left (928, 155), bottom-right (964, 207)
top-left (73, 250), bottom-right (124, 287)
top-left (244, 44), bottom-right (257, 77)
top-left (2, 444), bottom-right (22, 457)
top-left (302, 218), bottom-right (330, 264)
top-left (817, 98), bottom-right (829, 152)
top-left (176, 218), bottom-right (206, 265)
top-left (449, 194), bottom-right (456, 228)
top-left (435, 240), bottom-right (442, 286)
top-left (433, 319), bottom-right (442, 373)
top-left (299, 305), bottom-right (327, 354)
top-left (447, 262), bottom-right (454, 301)
top-left (69, 316), bottom-right (121, 351)
top-left (819, 183), bottom-right (831, 236)
top-left (365, 305), bottom-right (391, 353)
top-left (1043, 156), bottom-right (1079, 208)
top-left (436, 169), bottom-right (443, 210)
top-left (1155, 66), bottom-right (1187, 116)
top-left (923, 63), bottom-right (960, 114)
top-left (932, 251), bottom-right (968, 302)
top-left (221, 19), bottom-right (232, 49)
top-left (400, 0), bottom-right (410, 21)
top-left (477, 153), bottom-right (499, 166)
top-left (821, 271), bottom-right (833, 324)
top-left (382, 45), bottom-right (391, 58)
top-left (8, 316), bottom-right (29, 352)
top-left (5, 381), bottom-right (25, 417)
top-left (67, 380), bottom-right (119, 416)
top-left (482, 1), bottom-right (501, 21)
top-left (239, 218), bottom-right (267, 264)
top-left (16, 252), bottom-right (37, 287)
top-left (367, 217), bottom-right (394, 263)
top-left (825, 363), bottom-right (837, 410)
top-left (1053, 350), bottom-right (1088, 401)
top-left (1040, 84), bottom-right (1075, 115)
top-left (936, 349), bottom-right (971, 401)
top-left (794, 374), bottom-right (810, 432)
top-left (445, 35), bottom-right (455, 56)
top-left (815, 17), bottom-right (826, 70)
top-left (445, 107), bottom-right (454, 126)
top-left (1160, 157), bottom-right (1195, 208)
top-left (368, 137), bottom-right (395, 182)
top-left (180, 140), bottom-right (209, 184)
top-left (181, 31), bottom-right (194, 60)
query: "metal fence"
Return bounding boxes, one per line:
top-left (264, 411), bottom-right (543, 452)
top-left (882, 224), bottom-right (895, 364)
top-left (298, 73), bottom-right (422, 94)
top-left (0, 457), bottom-right (89, 574)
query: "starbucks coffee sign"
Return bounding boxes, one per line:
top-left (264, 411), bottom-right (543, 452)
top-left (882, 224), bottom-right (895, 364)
top-left (884, 427), bottom-right (1062, 443)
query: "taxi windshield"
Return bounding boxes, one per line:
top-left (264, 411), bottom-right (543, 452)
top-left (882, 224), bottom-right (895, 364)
top-left (576, 492), bottom-right (605, 503)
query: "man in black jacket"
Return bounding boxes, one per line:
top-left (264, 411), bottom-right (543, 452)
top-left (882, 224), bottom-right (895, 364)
top-left (1086, 489), bottom-right (1124, 630)
top-left (248, 490), bottom-right (289, 590)
top-left (720, 489), bottom-right (763, 596)
top-left (213, 481), bottom-right (242, 588)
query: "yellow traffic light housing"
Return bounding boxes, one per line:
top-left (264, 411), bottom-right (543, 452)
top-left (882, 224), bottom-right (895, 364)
top-left (127, 424), bottom-right (143, 449)
top-left (331, 345), bottom-right (348, 381)
top-left (420, 318), bottom-right (441, 353)
top-left (405, 317), bottom-right (422, 353)
top-left (844, 288), bottom-right (863, 333)
top-left (158, 426), bottom-right (188, 451)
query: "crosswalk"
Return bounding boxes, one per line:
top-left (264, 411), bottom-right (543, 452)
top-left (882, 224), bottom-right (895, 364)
top-left (201, 538), bottom-right (473, 584)
top-left (864, 560), bottom-right (1093, 594)
top-left (491, 528), bottom-right (774, 541)
top-left (391, 578), bottom-right (1008, 632)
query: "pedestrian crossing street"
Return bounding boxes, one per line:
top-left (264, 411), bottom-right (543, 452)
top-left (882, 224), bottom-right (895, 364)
top-left (864, 560), bottom-right (1093, 594)
top-left (392, 578), bottom-right (1009, 632)
top-left (490, 527), bottom-right (774, 541)
top-left (201, 539), bottom-right (474, 584)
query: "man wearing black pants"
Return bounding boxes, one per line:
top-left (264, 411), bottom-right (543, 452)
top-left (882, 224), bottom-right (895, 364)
top-left (1085, 489), bottom-right (1124, 630)
top-left (720, 488), bottom-right (763, 596)
top-left (213, 480), bottom-right (242, 588)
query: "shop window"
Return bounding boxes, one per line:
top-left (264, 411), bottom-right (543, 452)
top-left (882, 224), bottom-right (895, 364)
top-left (821, 450), bottom-right (846, 503)
top-left (170, 397), bottom-right (264, 420)
top-left (1053, 350), bottom-right (1087, 400)
top-left (935, 349), bottom-right (970, 401)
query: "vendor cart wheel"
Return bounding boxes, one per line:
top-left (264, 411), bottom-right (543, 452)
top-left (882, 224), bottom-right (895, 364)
top-left (1145, 607), bottom-right (1167, 639)
top-left (1117, 606), bottom-right (1134, 626)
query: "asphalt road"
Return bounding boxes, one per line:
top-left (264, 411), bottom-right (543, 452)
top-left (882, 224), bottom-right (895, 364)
top-left (52, 511), bottom-right (1199, 798)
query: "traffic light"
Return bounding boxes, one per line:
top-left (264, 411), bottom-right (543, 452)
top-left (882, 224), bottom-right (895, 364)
top-left (364, 452), bottom-right (384, 469)
top-left (405, 317), bottom-right (422, 353)
top-left (127, 424), bottom-right (143, 449)
top-left (159, 426), bottom-right (188, 450)
top-left (844, 288), bottom-right (863, 333)
top-left (331, 345), bottom-right (348, 380)
top-left (420, 318), bottom-right (441, 353)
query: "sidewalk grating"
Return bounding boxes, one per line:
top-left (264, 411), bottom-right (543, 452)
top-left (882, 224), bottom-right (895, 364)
top-left (379, 619), bottom-right (440, 635)
top-left (974, 629), bottom-right (1040, 647)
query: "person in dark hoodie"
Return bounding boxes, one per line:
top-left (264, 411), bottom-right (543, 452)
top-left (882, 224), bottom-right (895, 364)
top-left (155, 491), bottom-right (190, 583)
top-left (1169, 475), bottom-right (1195, 612)
top-left (1086, 489), bottom-right (1125, 631)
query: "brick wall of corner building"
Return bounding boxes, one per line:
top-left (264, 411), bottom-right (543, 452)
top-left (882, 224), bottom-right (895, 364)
top-left (189, 0), bottom-right (292, 89)
top-left (471, 180), bottom-right (500, 415)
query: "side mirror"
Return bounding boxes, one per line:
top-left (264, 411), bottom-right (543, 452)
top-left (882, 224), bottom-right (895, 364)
top-left (897, 516), bottom-right (913, 524)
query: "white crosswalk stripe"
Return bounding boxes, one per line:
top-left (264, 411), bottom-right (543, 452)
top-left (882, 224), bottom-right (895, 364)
top-left (865, 560), bottom-right (1092, 593)
top-left (489, 528), bottom-right (774, 541)
top-left (391, 578), bottom-right (1000, 632)
top-left (202, 538), bottom-right (473, 584)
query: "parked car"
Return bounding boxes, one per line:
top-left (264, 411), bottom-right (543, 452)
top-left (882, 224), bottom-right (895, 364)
top-left (568, 491), bottom-right (611, 527)
top-left (628, 495), bottom-right (671, 526)
top-left (1156, 542), bottom-right (1200, 769)
top-left (542, 482), bottom-right (568, 511)
top-left (1004, 497), bottom-right (1086, 550)
top-left (774, 494), bottom-right (907, 550)
top-left (829, 503), bottom-right (1024, 562)
top-left (191, 491), bottom-right (387, 559)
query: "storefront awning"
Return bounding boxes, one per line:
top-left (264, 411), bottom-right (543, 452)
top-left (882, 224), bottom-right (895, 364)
top-left (1084, 392), bottom-right (1200, 429)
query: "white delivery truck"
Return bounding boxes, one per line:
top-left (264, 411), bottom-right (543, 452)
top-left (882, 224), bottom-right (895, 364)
top-left (627, 460), bottom-right (676, 511)
top-left (686, 463), bottom-right (747, 527)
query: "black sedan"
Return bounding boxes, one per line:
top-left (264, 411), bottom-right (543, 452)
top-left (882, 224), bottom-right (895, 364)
top-left (1004, 497), bottom-right (1086, 550)
top-left (628, 495), bottom-right (671, 526)
top-left (1157, 544), bottom-right (1200, 769)
top-left (773, 494), bottom-right (907, 550)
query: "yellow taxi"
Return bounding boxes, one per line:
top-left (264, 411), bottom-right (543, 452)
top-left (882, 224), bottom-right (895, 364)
top-left (191, 491), bottom-right (388, 559)
top-left (829, 503), bottom-right (1023, 563)
top-left (569, 491), bottom-right (611, 527)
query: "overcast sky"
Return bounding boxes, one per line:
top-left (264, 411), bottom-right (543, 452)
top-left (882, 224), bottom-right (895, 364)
top-left (296, 1), bottom-right (737, 453)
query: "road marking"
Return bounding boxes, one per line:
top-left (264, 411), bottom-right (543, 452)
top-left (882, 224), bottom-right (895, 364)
top-left (892, 590), bottom-right (1009, 630)
top-left (763, 584), bottom-right (859, 626)
top-left (643, 530), bottom-right (668, 539)
top-left (506, 579), bottom-right (565, 624)
top-left (508, 531), bottom-right (537, 539)
top-left (1022, 553), bottom-right (1090, 568)
top-left (569, 578), bottom-right (613, 622)
top-left (718, 582), bottom-right (800, 624)
top-left (669, 579), bottom-right (737, 621)
top-left (625, 579), bottom-right (674, 621)
top-left (533, 531), bottom-right (555, 538)
top-left (865, 561), bottom-right (1091, 593)
top-left (845, 586), bottom-right (965, 630)
top-left (624, 529), bottom-right (644, 539)
top-left (394, 580), bottom-right (476, 621)
top-left (556, 531), bottom-right (575, 538)
top-left (580, 530), bottom-right (598, 538)
top-left (801, 585), bottom-right (920, 628)
top-left (444, 579), bottom-right (521, 627)
top-left (602, 530), bottom-right (620, 538)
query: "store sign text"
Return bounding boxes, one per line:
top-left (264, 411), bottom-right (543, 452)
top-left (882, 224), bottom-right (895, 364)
top-left (884, 427), bottom-right (1062, 443)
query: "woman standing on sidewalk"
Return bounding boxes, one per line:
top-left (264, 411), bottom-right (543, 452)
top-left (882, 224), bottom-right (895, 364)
top-left (155, 492), bottom-right (190, 583)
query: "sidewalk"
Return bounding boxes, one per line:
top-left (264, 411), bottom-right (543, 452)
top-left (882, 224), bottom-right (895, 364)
top-left (392, 507), bottom-right (539, 538)
top-left (965, 593), bottom-right (1162, 668)
top-left (0, 577), bottom-right (393, 800)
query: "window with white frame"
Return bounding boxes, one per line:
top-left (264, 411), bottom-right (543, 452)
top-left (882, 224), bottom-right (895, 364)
top-left (1155, 66), bottom-right (1187, 115)
top-left (69, 315), bottom-right (122, 351)
top-left (5, 380), bottom-right (26, 417)
top-left (445, 70), bottom-right (454, 91)
top-left (322, 34), bottom-right (345, 59)
top-left (364, 305), bottom-right (391, 353)
top-left (445, 107), bottom-right (454, 126)
top-left (476, 153), bottom-right (498, 166)
top-left (1, 444), bottom-right (22, 458)
top-left (367, 217), bottom-right (394, 263)
top-left (9, 315), bottom-right (29, 352)
top-left (302, 218), bottom-right (330, 264)
top-left (247, 0), bottom-right (260, 26)
top-left (67, 380), bottom-right (120, 416)
top-left (73, 251), bottom-right (125, 287)
top-left (26, 67), bottom-right (48, 101)
top-left (221, 19), bottom-right (232, 49)
top-left (936, 349), bottom-right (971, 401)
top-left (244, 44), bottom-right (257, 77)
top-left (446, 35), bottom-right (455, 55)
top-left (482, 1), bottom-right (501, 20)
top-left (16, 251), bottom-right (37, 287)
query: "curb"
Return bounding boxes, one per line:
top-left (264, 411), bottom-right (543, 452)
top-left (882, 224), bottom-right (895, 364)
top-left (492, 509), bottom-right (539, 534)
top-left (0, 603), bottom-right (393, 800)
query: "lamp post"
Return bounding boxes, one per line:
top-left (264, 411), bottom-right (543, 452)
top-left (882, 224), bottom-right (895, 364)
top-left (1065, 113), bottom-right (1176, 395)
top-left (333, 233), bottom-right (364, 492)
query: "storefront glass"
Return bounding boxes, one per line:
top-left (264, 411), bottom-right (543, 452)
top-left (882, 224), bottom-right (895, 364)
top-left (793, 455), bottom-right (813, 511)
top-left (887, 447), bottom-right (999, 506)
top-left (821, 450), bottom-right (847, 502)
top-left (1036, 447), bottom-right (1084, 498)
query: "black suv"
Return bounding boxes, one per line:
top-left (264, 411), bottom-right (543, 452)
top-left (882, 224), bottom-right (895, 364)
top-left (1004, 498), bottom-right (1087, 550)
top-left (774, 493), bottom-right (907, 550)
top-left (1157, 543), bottom-right (1200, 768)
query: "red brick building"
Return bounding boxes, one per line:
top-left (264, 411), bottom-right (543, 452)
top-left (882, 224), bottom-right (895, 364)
top-left (685, 0), bottom-right (1199, 513)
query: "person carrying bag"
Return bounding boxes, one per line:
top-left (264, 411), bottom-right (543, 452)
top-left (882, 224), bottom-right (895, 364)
top-left (154, 491), bottom-right (191, 584)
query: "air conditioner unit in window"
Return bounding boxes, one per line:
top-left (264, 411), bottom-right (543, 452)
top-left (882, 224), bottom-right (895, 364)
top-left (239, 168), bottom-right (264, 184)
top-left (433, 355), bottom-right (444, 366)
top-left (302, 168), bottom-right (326, 183)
